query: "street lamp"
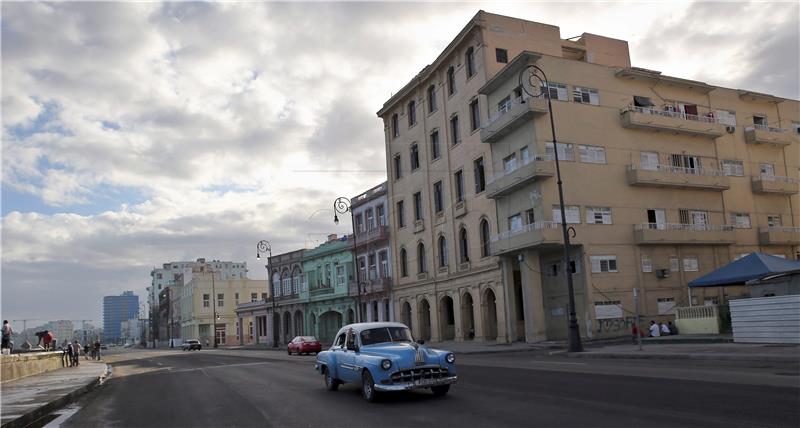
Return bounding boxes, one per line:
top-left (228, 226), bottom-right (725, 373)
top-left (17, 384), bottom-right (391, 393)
top-left (256, 240), bottom-right (277, 348)
top-left (333, 197), bottom-right (363, 323)
top-left (207, 266), bottom-right (219, 349)
top-left (519, 64), bottom-right (583, 353)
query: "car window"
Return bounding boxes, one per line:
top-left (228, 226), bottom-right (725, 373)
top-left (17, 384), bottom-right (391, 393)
top-left (334, 333), bottom-right (346, 348)
top-left (345, 330), bottom-right (358, 348)
top-left (360, 327), bottom-right (413, 345)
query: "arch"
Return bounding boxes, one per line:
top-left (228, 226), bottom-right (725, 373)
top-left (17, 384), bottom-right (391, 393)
top-left (459, 226), bottom-right (470, 263)
top-left (399, 247), bottom-right (408, 277)
top-left (318, 311), bottom-right (343, 346)
top-left (438, 235), bottom-right (448, 268)
top-left (439, 295), bottom-right (455, 341)
top-left (309, 312), bottom-right (318, 339)
top-left (427, 84), bottom-right (437, 113)
top-left (482, 288), bottom-right (499, 341)
top-left (417, 242), bottom-right (427, 273)
top-left (480, 218), bottom-right (491, 258)
top-left (272, 312), bottom-right (281, 346)
top-left (291, 266), bottom-right (302, 295)
top-left (461, 291), bottom-right (475, 340)
top-left (418, 299), bottom-right (432, 341)
top-left (402, 301), bottom-right (413, 330)
top-left (272, 271), bottom-right (281, 297)
top-left (282, 311), bottom-right (292, 343)
top-left (293, 310), bottom-right (303, 336)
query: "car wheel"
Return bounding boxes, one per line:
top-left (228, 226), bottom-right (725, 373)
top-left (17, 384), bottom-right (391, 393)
top-left (362, 370), bottom-right (378, 403)
top-left (323, 367), bottom-right (339, 391)
top-left (431, 385), bottom-right (450, 397)
top-left (288, 349), bottom-right (292, 355)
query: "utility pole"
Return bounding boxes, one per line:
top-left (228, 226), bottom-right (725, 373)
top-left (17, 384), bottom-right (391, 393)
top-left (634, 288), bottom-right (643, 351)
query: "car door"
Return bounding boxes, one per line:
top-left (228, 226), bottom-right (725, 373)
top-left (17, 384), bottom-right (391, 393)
top-left (338, 329), bottom-right (359, 383)
top-left (329, 332), bottom-right (346, 379)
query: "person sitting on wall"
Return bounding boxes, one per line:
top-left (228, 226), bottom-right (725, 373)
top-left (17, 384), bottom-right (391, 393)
top-left (668, 321), bottom-right (679, 336)
top-left (649, 320), bottom-right (660, 337)
top-left (660, 322), bottom-right (670, 336)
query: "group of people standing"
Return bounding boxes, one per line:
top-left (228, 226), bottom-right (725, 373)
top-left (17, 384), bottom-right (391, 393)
top-left (649, 320), bottom-right (678, 337)
top-left (61, 338), bottom-right (102, 366)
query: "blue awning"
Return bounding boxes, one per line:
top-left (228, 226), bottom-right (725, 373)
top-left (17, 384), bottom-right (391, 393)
top-left (688, 253), bottom-right (800, 288)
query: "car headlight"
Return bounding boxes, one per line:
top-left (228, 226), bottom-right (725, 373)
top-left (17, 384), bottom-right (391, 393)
top-left (446, 353), bottom-right (455, 364)
top-left (381, 359), bottom-right (392, 370)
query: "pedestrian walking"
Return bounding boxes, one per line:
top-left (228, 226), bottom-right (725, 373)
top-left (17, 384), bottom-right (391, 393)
top-left (668, 321), bottom-right (679, 336)
top-left (93, 338), bottom-right (101, 360)
top-left (1, 320), bottom-right (12, 352)
top-left (649, 320), bottom-right (660, 337)
top-left (66, 341), bottom-right (74, 367)
top-left (84, 344), bottom-right (90, 360)
top-left (660, 322), bottom-right (670, 336)
top-left (72, 340), bottom-right (81, 366)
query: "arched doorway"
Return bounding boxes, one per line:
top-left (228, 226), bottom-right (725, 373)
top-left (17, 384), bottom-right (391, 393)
top-left (418, 299), bottom-right (431, 341)
top-left (283, 311), bottom-right (291, 343)
top-left (347, 308), bottom-right (355, 325)
top-left (439, 296), bottom-right (455, 340)
top-left (272, 313), bottom-right (281, 346)
top-left (402, 302), bottom-right (412, 330)
top-left (461, 292), bottom-right (475, 340)
top-left (294, 310), bottom-right (303, 336)
top-left (318, 311), bottom-right (343, 346)
top-left (309, 313), bottom-right (318, 339)
top-left (482, 288), bottom-right (498, 341)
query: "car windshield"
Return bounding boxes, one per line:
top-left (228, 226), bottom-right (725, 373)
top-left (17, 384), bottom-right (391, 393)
top-left (301, 336), bottom-right (316, 342)
top-left (359, 327), bottom-right (413, 346)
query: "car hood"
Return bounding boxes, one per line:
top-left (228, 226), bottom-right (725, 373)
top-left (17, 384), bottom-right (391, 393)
top-left (359, 343), bottom-right (446, 367)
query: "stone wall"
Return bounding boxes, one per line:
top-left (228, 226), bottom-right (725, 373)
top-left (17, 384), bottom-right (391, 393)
top-left (0, 352), bottom-right (66, 383)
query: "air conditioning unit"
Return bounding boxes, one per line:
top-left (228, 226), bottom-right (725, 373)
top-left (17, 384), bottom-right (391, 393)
top-left (656, 269), bottom-right (669, 279)
top-left (726, 126), bottom-right (735, 134)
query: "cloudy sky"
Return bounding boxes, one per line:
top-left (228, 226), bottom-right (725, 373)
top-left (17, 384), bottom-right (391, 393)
top-left (2, 1), bottom-right (798, 325)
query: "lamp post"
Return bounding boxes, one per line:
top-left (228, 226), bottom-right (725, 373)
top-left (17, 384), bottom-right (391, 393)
top-left (333, 197), bottom-right (362, 323)
top-left (256, 240), bottom-right (277, 348)
top-left (519, 64), bottom-right (583, 352)
top-left (208, 267), bottom-right (218, 349)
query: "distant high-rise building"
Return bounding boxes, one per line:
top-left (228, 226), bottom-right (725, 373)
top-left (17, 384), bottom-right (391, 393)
top-left (103, 291), bottom-right (139, 343)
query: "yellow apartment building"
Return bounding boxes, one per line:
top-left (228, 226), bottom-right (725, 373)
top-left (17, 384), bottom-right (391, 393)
top-left (377, 10), bottom-right (798, 343)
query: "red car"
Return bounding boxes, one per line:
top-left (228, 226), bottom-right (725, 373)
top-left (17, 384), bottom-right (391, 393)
top-left (288, 336), bottom-right (321, 355)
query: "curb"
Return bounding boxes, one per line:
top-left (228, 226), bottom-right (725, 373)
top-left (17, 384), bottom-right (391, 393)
top-left (0, 364), bottom-right (109, 428)
top-left (566, 352), bottom-right (799, 363)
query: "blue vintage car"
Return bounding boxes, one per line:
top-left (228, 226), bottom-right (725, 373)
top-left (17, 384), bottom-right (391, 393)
top-left (315, 322), bottom-right (457, 402)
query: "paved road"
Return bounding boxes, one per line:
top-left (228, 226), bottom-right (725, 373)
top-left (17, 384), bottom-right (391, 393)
top-left (62, 349), bottom-right (799, 428)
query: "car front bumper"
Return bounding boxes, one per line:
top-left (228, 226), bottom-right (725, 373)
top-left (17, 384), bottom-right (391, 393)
top-left (374, 375), bottom-right (457, 392)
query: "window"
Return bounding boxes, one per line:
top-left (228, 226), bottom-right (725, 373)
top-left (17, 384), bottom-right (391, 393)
top-left (521, 146), bottom-right (530, 164)
top-left (730, 213), bottom-right (751, 229)
top-left (410, 144), bottom-right (420, 170)
top-left (480, 219), bottom-right (490, 258)
top-left (261, 292), bottom-right (268, 301)
top-left (573, 86), bottom-right (599, 105)
top-left (767, 215), bottom-right (782, 227)
top-left (721, 160), bottom-right (744, 176)
top-left (525, 209), bottom-right (535, 224)
top-left (579, 145), bottom-right (606, 164)
top-left (760, 163), bottom-right (775, 177)
top-left (454, 170), bottom-right (464, 202)
top-left (325, 263), bottom-right (332, 286)
top-left (586, 207), bottom-right (612, 224)
top-left (657, 297), bottom-right (676, 315)
top-left (413, 192), bottom-right (422, 221)
top-left (447, 66), bottom-right (456, 95)
top-left (671, 154), bottom-right (700, 172)
top-left (408, 100), bottom-right (417, 127)
top-left (498, 96), bottom-right (512, 114)
top-left (465, 47), bottom-right (475, 78)
top-left (400, 248), bottom-right (408, 277)
top-left (203, 293), bottom-right (210, 307)
top-left (235, 292), bottom-right (239, 304)
top-left (355, 214), bottom-right (364, 233)
top-left (433, 181), bottom-right (444, 213)
top-left (251, 292), bottom-right (258, 303)
top-left (633, 96), bottom-right (654, 108)
top-left (715, 110), bottom-right (736, 126)
top-left (417, 242), bottom-right (427, 273)
top-left (753, 115), bottom-right (767, 127)
top-left (366, 208), bottom-right (375, 229)
top-left (427, 85), bottom-right (437, 113)
top-left (545, 142), bottom-right (574, 161)
top-left (393, 154), bottom-right (402, 180)
top-left (469, 99), bottom-right (480, 131)
top-left (450, 115), bottom-right (460, 145)
top-left (640, 152), bottom-right (659, 170)
top-left (396, 200), bottom-right (405, 228)
top-left (474, 157), bottom-right (485, 193)
top-left (359, 257), bottom-right (366, 280)
top-left (647, 209), bottom-right (666, 229)
top-left (379, 251), bottom-right (388, 277)
top-left (336, 265), bottom-right (345, 285)
top-left (377, 204), bottom-right (385, 226)
top-left (595, 301), bottom-right (623, 319)
top-left (217, 293), bottom-right (224, 307)
top-left (508, 214), bottom-right (523, 232)
top-left (543, 82), bottom-right (568, 101)
top-left (590, 256), bottom-right (618, 273)
top-left (793, 121), bottom-right (800, 135)
top-left (459, 227), bottom-right (469, 263)
top-left (503, 153), bottom-right (517, 173)
top-left (430, 130), bottom-right (440, 160)
top-left (669, 257), bottom-right (680, 272)
top-left (682, 256), bottom-right (699, 272)
top-left (641, 256), bottom-right (653, 273)
top-left (438, 236), bottom-right (448, 268)
top-left (495, 48), bottom-right (508, 63)
top-left (391, 114), bottom-right (399, 138)
top-left (553, 205), bottom-right (581, 224)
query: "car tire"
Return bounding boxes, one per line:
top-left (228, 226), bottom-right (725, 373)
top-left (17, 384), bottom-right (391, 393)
top-left (431, 385), bottom-right (450, 397)
top-left (362, 370), bottom-right (378, 403)
top-left (323, 367), bottom-right (339, 391)
top-left (287, 349), bottom-right (292, 355)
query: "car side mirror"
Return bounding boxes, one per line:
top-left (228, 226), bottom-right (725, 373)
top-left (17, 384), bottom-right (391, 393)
top-left (346, 344), bottom-right (359, 352)
top-left (417, 340), bottom-right (425, 345)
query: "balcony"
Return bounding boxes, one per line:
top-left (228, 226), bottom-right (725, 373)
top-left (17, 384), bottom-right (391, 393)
top-left (351, 275), bottom-right (392, 295)
top-left (758, 227), bottom-right (800, 245)
top-left (633, 223), bottom-right (735, 245)
top-left (486, 155), bottom-right (555, 198)
top-left (751, 176), bottom-right (799, 194)
top-left (744, 125), bottom-right (794, 146)
top-left (310, 286), bottom-right (335, 298)
top-left (620, 106), bottom-right (726, 139)
top-left (490, 221), bottom-right (563, 255)
top-left (481, 95), bottom-right (548, 143)
top-left (355, 225), bottom-right (389, 247)
top-left (626, 164), bottom-right (730, 191)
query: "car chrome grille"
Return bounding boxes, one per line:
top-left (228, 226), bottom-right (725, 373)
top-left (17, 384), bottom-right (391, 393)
top-left (390, 367), bottom-right (449, 383)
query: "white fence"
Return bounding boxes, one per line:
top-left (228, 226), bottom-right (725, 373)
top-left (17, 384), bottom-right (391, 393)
top-left (729, 295), bottom-right (800, 344)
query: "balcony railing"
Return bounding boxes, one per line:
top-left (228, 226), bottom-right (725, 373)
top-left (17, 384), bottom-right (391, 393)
top-left (759, 227), bottom-right (800, 245)
top-left (626, 164), bottom-right (730, 191)
top-left (752, 124), bottom-right (787, 133)
top-left (620, 106), bottom-right (726, 139)
top-left (487, 154), bottom-right (554, 185)
top-left (486, 95), bottom-right (531, 126)
top-left (633, 223), bottom-right (734, 232)
top-left (625, 106), bottom-right (722, 124)
top-left (744, 125), bottom-right (794, 146)
top-left (490, 221), bottom-right (562, 255)
top-left (751, 175), bottom-right (799, 194)
top-left (633, 223), bottom-right (736, 245)
top-left (355, 224), bottom-right (389, 245)
top-left (481, 95), bottom-right (548, 143)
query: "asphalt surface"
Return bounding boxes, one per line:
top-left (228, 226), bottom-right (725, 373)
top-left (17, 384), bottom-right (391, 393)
top-left (61, 348), bottom-right (799, 428)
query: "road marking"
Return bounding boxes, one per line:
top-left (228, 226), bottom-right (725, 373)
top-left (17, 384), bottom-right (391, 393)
top-left (529, 361), bottom-right (586, 365)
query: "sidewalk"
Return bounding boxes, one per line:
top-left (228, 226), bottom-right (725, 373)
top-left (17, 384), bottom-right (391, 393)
top-left (566, 342), bottom-right (800, 363)
top-left (1, 360), bottom-right (108, 428)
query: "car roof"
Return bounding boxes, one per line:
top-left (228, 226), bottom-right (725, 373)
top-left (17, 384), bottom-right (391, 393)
top-left (337, 322), bottom-right (409, 335)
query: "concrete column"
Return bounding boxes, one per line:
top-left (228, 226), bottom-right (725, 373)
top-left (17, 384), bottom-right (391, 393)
top-left (366, 300), bottom-right (374, 322)
top-left (500, 257), bottom-right (518, 342)
top-left (378, 299), bottom-right (386, 322)
top-left (494, 285), bottom-right (509, 343)
top-left (238, 317), bottom-right (243, 345)
top-left (472, 288), bottom-right (485, 341)
top-left (429, 294), bottom-right (441, 342)
top-left (520, 250), bottom-right (547, 342)
top-left (452, 293), bottom-right (463, 342)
